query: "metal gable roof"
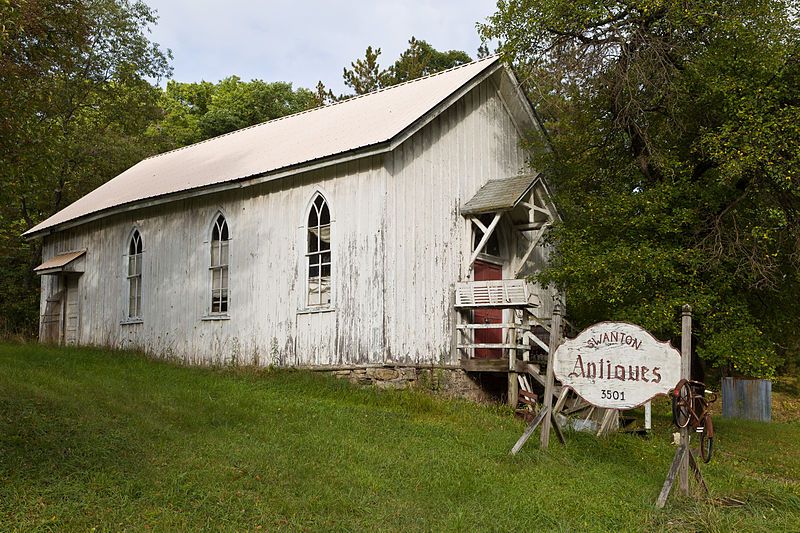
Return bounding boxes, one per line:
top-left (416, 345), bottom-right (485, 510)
top-left (24, 55), bottom-right (504, 238)
top-left (461, 174), bottom-right (540, 215)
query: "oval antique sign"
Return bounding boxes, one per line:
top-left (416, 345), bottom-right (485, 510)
top-left (553, 322), bottom-right (681, 409)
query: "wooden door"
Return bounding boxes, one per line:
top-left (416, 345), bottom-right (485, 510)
top-left (63, 276), bottom-right (80, 345)
top-left (473, 261), bottom-right (503, 359)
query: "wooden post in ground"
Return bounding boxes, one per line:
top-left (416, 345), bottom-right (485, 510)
top-left (679, 305), bottom-right (692, 495)
top-left (508, 321), bottom-right (519, 407)
top-left (540, 304), bottom-right (562, 448)
top-left (656, 304), bottom-right (703, 509)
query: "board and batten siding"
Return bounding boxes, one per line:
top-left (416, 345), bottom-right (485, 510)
top-left (38, 72), bottom-right (549, 366)
top-left (40, 156), bottom-right (387, 365)
top-left (383, 75), bottom-right (530, 365)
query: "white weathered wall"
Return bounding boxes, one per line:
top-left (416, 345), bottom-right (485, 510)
top-left (383, 73), bottom-right (530, 364)
top-left (39, 72), bottom-right (549, 366)
top-left (41, 156), bottom-right (387, 365)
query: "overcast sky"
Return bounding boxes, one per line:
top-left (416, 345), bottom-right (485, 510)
top-left (145, 0), bottom-right (498, 94)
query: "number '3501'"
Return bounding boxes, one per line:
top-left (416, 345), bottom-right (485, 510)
top-left (601, 390), bottom-right (625, 401)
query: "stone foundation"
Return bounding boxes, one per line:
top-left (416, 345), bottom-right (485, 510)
top-left (327, 366), bottom-right (492, 403)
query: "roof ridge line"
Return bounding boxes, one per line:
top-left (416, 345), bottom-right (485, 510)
top-left (142, 54), bottom-right (501, 163)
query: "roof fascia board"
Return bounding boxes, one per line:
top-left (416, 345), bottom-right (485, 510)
top-left (502, 67), bottom-right (539, 133)
top-left (532, 174), bottom-right (563, 222)
top-left (492, 70), bottom-right (536, 137)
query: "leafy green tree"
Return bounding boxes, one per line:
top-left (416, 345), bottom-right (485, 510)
top-left (481, 0), bottom-right (800, 377)
top-left (342, 45), bottom-right (392, 95)
top-left (342, 39), bottom-right (473, 96)
top-left (390, 37), bottom-right (471, 84)
top-left (149, 77), bottom-right (318, 147)
top-left (0, 0), bottom-right (171, 335)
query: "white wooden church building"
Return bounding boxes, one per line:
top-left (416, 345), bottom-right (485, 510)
top-left (25, 56), bottom-right (560, 387)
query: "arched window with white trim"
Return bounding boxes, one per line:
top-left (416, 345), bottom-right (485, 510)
top-left (127, 229), bottom-right (143, 319)
top-left (306, 193), bottom-right (331, 307)
top-left (210, 213), bottom-right (230, 313)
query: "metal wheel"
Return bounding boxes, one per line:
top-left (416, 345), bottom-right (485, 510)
top-left (672, 380), bottom-right (692, 428)
top-left (700, 413), bottom-right (714, 463)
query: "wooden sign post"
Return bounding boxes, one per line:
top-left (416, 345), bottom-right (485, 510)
top-left (655, 305), bottom-right (708, 508)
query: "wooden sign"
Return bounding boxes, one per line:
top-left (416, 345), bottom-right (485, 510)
top-left (553, 322), bottom-right (681, 409)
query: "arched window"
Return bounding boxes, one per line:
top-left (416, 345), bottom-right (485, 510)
top-left (306, 193), bottom-right (331, 307)
top-left (210, 213), bottom-right (230, 313)
top-left (127, 229), bottom-right (143, 319)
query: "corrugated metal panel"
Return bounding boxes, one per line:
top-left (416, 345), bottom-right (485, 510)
top-left (25, 56), bottom-right (501, 238)
top-left (721, 377), bottom-right (772, 422)
top-left (461, 174), bottom-right (538, 215)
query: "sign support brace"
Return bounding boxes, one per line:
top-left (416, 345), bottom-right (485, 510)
top-left (510, 304), bottom-right (565, 454)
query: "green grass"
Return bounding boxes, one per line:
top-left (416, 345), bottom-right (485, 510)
top-left (1, 343), bottom-right (798, 532)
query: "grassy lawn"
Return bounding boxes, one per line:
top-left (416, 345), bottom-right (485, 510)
top-left (1, 343), bottom-right (798, 531)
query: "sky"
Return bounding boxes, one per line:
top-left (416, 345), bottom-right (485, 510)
top-left (144, 0), bottom-right (499, 94)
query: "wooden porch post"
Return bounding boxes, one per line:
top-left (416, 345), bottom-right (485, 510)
top-left (508, 322), bottom-right (518, 407)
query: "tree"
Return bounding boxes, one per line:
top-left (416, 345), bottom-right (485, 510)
top-left (149, 77), bottom-right (318, 148)
top-left (480, 0), bottom-right (800, 377)
top-left (390, 37), bottom-right (472, 83)
top-left (0, 0), bottom-right (171, 335)
top-left (342, 45), bottom-right (392, 95)
top-left (341, 39), bottom-right (473, 96)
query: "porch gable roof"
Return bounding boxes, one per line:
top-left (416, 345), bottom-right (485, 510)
top-left (460, 174), bottom-right (540, 216)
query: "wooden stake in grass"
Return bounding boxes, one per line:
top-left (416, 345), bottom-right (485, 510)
top-left (655, 305), bottom-right (709, 508)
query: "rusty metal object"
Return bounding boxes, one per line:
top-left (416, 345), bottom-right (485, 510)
top-left (671, 379), bottom-right (716, 463)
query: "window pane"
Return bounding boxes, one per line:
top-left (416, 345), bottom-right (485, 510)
top-left (134, 254), bottom-right (142, 276)
top-left (309, 264), bottom-right (319, 278)
top-left (220, 220), bottom-right (229, 241)
top-left (128, 255), bottom-right (135, 276)
top-left (212, 290), bottom-right (221, 313)
top-left (220, 241), bottom-right (229, 266)
top-left (221, 267), bottom-right (228, 290)
top-left (319, 226), bottom-right (331, 250)
top-left (321, 264), bottom-right (331, 277)
top-left (308, 207), bottom-right (318, 227)
top-left (320, 203), bottom-right (330, 225)
top-left (211, 241), bottom-right (220, 266)
top-left (321, 252), bottom-right (331, 264)
top-left (308, 230), bottom-right (319, 253)
top-left (212, 269), bottom-right (221, 290)
top-left (320, 276), bottom-right (331, 305)
top-left (308, 285), bottom-right (320, 306)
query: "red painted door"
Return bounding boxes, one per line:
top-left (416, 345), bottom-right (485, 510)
top-left (473, 261), bottom-right (503, 359)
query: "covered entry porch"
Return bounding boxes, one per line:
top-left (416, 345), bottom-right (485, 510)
top-left (454, 174), bottom-right (561, 405)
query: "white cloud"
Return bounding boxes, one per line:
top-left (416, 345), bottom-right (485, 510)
top-left (145, 0), bottom-right (496, 93)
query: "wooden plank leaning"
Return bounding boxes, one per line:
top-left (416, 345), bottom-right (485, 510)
top-left (510, 406), bottom-right (549, 455)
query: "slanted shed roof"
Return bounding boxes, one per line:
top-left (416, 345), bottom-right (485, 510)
top-left (24, 55), bottom-right (521, 239)
top-left (461, 174), bottom-right (540, 215)
top-left (34, 250), bottom-right (86, 275)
